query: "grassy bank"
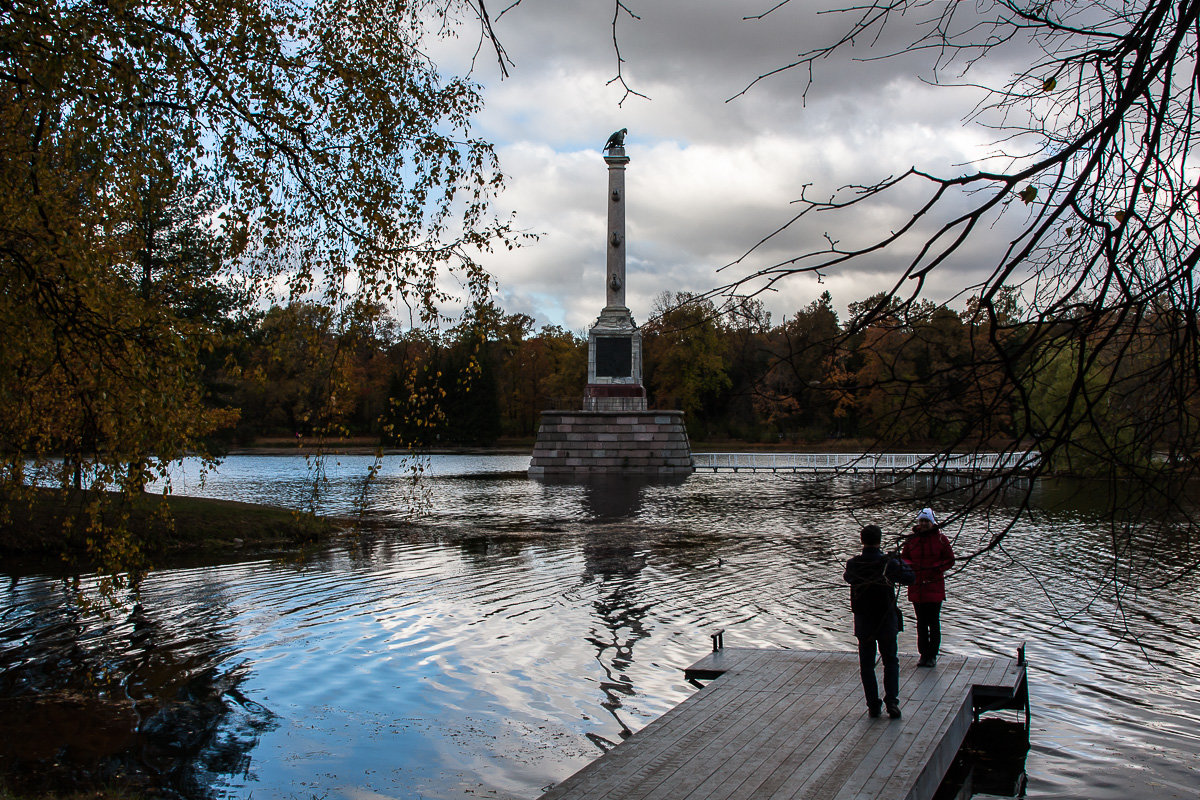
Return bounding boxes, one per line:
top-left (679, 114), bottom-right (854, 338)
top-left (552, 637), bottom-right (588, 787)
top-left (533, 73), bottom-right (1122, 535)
top-left (0, 488), bottom-right (337, 563)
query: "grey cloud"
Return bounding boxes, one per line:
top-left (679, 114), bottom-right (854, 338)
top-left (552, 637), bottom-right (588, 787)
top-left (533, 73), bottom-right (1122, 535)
top-left (457, 0), bottom-right (1042, 328)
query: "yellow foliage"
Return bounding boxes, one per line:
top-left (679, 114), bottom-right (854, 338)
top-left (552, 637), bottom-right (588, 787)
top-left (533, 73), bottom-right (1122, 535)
top-left (0, 0), bottom-right (514, 584)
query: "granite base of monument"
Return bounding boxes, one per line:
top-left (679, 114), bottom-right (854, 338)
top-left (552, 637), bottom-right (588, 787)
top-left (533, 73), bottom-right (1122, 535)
top-left (528, 410), bottom-right (694, 477)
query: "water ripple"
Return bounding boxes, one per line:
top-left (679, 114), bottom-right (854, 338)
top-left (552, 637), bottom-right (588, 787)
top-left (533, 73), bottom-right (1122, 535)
top-left (2, 458), bottom-right (1198, 799)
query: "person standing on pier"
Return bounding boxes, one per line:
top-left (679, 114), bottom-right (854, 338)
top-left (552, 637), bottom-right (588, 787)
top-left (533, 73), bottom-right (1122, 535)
top-left (844, 524), bottom-right (914, 719)
top-left (902, 507), bottom-right (956, 667)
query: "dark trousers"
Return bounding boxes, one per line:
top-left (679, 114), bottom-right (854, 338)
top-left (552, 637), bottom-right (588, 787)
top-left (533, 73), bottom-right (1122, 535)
top-left (855, 617), bottom-right (899, 707)
top-left (913, 601), bottom-right (943, 659)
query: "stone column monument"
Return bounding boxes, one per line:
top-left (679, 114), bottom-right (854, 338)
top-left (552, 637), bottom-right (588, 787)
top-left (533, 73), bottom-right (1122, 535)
top-left (529, 130), bottom-right (693, 478)
top-left (584, 131), bottom-right (645, 412)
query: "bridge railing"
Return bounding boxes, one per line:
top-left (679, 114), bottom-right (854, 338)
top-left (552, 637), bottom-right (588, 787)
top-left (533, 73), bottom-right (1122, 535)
top-left (691, 451), bottom-right (1040, 473)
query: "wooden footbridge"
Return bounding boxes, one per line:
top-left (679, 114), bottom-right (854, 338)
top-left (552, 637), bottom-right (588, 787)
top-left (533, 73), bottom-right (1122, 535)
top-left (538, 644), bottom-right (1028, 800)
top-left (691, 452), bottom-right (1040, 475)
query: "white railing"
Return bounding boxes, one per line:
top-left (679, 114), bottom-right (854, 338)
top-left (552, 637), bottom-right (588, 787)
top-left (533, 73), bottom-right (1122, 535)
top-left (691, 451), bottom-right (1040, 474)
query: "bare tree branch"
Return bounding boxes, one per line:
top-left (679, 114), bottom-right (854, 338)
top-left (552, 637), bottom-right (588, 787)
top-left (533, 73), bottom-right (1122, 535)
top-left (699, 0), bottom-right (1200, 584)
top-left (607, 0), bottom-right (650, 106)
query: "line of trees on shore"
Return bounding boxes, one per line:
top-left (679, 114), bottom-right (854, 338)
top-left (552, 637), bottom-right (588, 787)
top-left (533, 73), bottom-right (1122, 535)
top-left (196, 285), bottom-right (1174, 477)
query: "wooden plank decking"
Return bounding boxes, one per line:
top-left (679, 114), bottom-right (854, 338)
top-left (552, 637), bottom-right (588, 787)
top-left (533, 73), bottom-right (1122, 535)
top-left (538, 648), bottom-right (1026, 800)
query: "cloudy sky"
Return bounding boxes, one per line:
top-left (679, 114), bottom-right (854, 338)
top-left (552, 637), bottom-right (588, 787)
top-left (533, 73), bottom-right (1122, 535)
top-left (433, 0), bottom-right (1034, 332)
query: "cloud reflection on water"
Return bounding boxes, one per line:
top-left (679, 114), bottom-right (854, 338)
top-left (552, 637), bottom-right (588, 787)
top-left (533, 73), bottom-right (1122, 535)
top-left (3, 455), bottom-right (1198, 799)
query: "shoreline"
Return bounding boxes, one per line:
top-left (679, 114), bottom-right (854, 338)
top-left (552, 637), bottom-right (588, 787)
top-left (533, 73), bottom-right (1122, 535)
top-left (0, 488), bottom-right (340, 566)
top-left (223, 437), bottom-right (1019, 457)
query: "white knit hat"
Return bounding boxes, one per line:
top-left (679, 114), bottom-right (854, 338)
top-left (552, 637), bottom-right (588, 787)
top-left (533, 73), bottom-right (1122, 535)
top-left (916, 507), bottom-right (937, 525)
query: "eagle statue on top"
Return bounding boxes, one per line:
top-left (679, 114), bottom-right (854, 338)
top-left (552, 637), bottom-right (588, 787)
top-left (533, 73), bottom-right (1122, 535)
top-left (604, 128), bottom-right (628, 151)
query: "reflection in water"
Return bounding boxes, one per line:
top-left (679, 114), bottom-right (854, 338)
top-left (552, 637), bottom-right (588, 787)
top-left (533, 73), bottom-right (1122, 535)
top-left (0, 580), bottom-right (274, 796)
top-left (1, 456), bottom-right (1198, 800)
top-left (572, 473), bottom-right (689, 520)
top-left (575, 479), bottom-right (655, 747)
top-left (938, 719), bottom-right (1031, 799)
top-left (581, 574), bottom-right (650, 749)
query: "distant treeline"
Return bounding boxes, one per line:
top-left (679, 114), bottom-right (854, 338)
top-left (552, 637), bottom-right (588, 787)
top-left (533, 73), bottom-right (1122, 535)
top-left (171, 284), bottom-right (1022, 453)
top-left (202, 282), bottom-right (1164, 474)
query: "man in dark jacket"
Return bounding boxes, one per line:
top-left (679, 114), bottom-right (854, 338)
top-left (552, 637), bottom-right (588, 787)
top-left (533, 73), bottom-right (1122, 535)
top-left (844, 524), bottom-right (914, 719)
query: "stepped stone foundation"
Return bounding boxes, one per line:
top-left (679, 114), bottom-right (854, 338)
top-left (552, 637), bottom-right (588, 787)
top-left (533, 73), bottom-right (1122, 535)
top-left (529, 410), bottom-right (694, 477)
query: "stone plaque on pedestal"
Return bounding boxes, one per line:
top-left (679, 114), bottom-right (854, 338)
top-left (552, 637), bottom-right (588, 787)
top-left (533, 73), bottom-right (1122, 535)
top-left (596, 337), bottom-right (633, 378)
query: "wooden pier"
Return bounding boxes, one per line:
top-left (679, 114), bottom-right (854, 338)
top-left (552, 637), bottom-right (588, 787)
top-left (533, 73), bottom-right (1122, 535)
top-left (538, 647), bottom-right (1027, 800)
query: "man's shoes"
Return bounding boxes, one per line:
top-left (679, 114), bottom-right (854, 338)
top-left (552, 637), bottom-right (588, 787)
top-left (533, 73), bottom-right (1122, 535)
top-left (868, 703), bottom-right (882, 718)
top-left (885, 701), bottom-right (902, 719)
top-left (917, 656), bottom-right (937, 668)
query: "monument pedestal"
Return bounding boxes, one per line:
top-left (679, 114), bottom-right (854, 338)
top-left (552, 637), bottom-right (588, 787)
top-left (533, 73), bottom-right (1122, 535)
top-left (584, 305), bottom-right (645, 411)
top-left (529, 410), bottom-right (693, 477)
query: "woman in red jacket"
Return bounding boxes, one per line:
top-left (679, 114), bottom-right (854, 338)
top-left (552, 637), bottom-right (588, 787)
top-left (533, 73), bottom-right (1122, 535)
top-left (901, 507), bottom-right (956, 667)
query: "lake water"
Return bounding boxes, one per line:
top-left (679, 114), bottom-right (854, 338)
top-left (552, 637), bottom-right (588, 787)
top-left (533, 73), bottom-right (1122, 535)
top-left (1, 454), bottom-right (1197, 799)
